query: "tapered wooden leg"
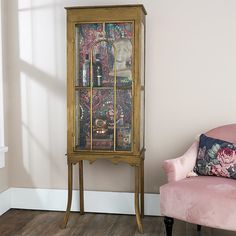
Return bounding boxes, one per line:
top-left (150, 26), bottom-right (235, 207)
top-left (197, 225), bottom-right (202, 231)
top-left (164, 217), bottom-right (174, 236)
top-left (79, 160), bottom-right (84, 215)
top-left (140, 159), bottom-right (144, 218)
top-left (135, 166), bottom-right (143, 233)
top-left (61, 161), bottom-right (73, 228)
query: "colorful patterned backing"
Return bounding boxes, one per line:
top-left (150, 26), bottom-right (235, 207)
top-left (194, 134), bottom-right (236, 179)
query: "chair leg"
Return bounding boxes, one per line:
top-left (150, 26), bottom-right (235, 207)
top-left (164, 216), bottom-right (174, 236)
top-left (197, 225), bottom-right (202, 231)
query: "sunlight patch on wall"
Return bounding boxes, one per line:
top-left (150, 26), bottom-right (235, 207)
top-left (20, 71), bottom-right (50, 174)
top-left (19, 0), bottom-right (55, 9)
top-left (18, 2), bottom-right (32, 63)
top-left (20, 72), bottom-right (30, 171)
top-left (18, 0), bottom-right (56, 77)
top-left (18, 0), bottom-right (31, 10)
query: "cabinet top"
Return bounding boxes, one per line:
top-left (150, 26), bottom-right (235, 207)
top-left (65, 4), bottom-right (147, 15)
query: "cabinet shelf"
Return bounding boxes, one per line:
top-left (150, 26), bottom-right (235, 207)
top-left (75, 86), bottom-right (132, 90)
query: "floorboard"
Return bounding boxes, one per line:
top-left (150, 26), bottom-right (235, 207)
top-left (0, 209), bottom-right (235, 236)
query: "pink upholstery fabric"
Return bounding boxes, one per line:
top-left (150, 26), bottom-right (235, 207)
top-left (160, 176), bottom-right (236, 231)
top-left (206, 124), bottom-right (236, 144)
top-left (163, 142), bottom-right (198, 182)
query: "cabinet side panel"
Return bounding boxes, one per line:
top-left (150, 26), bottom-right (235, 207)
top-left (140, 90), bottom-right (145, 150)
top-left (133, 19), bottom-right (141, 154)
top-left (67, 20), bottom-right (75, 153)
top-left (140, 21), bottom-right (145, 150)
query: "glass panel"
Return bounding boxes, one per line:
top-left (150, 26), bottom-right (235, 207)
top-left (75, 89), bottom-right (91, 150)
top-left (140, 90), bottom-right (145, 149)
top-left (140, 22), bottom-right (145, 149)
top-left (92, 88), bottom-right (114, 150)
top-left (105, 22), bottom-right (133, 87)
top-left (75, 23), bottom-right (103, 87)
top-left (74, 22), bottom-right (133, 152)
top-left (75, 26), bottom-right (79, 86)
top-left (141, 22), bottom-right (145, 86)
top-left (116, 89), bottom-right (132, 151)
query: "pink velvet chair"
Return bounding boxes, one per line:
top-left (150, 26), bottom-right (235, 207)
top-left (160, 124), bottom-right (236, 236)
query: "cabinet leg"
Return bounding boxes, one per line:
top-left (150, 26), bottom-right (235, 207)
top-left (61, 161), bottom-right (73, 228)
top-left (79, 160), bottom-right (84, 215)
top-left (135, 166), bottom-right (143, 233)
top-left (140, 159), bottom-right (144, 218)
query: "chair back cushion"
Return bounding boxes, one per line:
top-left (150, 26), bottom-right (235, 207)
top-left (206, 124), bottom-right (236, 144)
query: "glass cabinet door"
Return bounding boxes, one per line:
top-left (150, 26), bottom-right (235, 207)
top-left (74, 22), bottom-right (133, 151)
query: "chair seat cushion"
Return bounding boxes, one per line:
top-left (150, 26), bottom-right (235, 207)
top-left (160, 176), bottom-right (236, 231)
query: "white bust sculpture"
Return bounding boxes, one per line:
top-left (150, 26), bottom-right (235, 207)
top-left (109, 38), bottom-right (132, 78)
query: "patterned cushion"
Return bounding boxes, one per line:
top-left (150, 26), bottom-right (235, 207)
top-left (194, 134), bottom-right (236, 179)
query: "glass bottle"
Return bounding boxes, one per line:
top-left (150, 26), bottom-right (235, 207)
top-left (93, 53), bottom-right (103, 87)
top-left (82, 54), bottom-right (90, 87)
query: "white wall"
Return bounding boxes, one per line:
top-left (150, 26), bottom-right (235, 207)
top-left (0, 0), bottom-right (8, 193)
top-left (0, 168), bottom-right (8, 193)
top-left (4, 0), bottom-right (236, 193)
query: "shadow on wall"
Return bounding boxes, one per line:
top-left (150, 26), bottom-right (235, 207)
top-left (8, 0), bottom-right (67, 198)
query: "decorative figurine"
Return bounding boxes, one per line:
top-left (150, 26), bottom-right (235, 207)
top-left (94, 118), bottom-right (108, 135)
top-left (109, 38), bottom-right (132, 83)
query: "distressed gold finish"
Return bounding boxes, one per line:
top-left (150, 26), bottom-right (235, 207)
top-left (135, 166), bottom-right (143, 233)
top-left (63, 5), bottom-right (146, 233)
top-left (61, 161), bottom-right (73, 228)
top-left (79, 160), bottom-right (84, 215)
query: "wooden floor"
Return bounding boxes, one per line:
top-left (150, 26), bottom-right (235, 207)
top-left (0, 209), bottom-right (235, 236)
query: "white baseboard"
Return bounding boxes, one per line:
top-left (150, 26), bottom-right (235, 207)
top-left (0, 188), bottom-right (11, 215)
top-left (2, 188), bottom-right (160, 216)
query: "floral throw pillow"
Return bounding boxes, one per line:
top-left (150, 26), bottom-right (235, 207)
top-left (194, 134), bottom-right (236, 179)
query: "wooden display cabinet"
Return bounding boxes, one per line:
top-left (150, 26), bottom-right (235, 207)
top-left (62, 5), bottom-right (146, 233)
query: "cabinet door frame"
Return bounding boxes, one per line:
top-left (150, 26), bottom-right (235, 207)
top-left (66, 7), bottom-right (145, 155)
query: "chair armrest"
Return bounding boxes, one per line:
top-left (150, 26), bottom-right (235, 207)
top-left (163, 141), bottom-right (198, 182)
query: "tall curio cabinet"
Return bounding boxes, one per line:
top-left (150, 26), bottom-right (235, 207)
top-left (62, 5), bottom-right (146, 233)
